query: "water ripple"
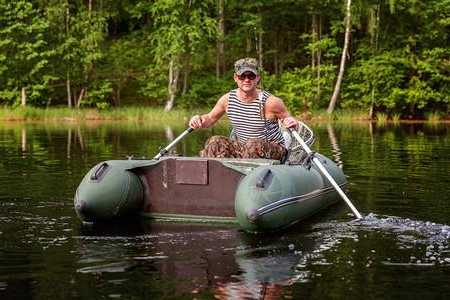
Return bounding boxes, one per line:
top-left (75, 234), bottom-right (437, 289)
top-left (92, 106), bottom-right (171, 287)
top-left (312, 213), bottom-right (450, 266)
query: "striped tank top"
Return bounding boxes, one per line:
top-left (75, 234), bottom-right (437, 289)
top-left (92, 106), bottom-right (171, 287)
top-left (227, 89), bottom-right (285, 147)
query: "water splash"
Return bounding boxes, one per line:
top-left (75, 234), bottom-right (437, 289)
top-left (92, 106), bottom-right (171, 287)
top-left (358, 213), bottom-right (450, 243)
top-left (312, 213), bottom-right (450, 266)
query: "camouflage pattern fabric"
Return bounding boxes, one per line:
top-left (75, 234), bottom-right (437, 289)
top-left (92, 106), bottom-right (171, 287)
top-left (234, 58), bottom-right (258, 75)
top-left (200, 135), bottom-right (286, 161)
top-left (199, 136), bottom-right (243, 158)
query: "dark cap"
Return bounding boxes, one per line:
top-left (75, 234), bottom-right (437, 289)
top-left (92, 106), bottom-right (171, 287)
top-left (234, 58), bottom-right (258, 75)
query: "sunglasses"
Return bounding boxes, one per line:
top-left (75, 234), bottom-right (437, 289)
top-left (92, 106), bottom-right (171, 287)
top-left (237, 72), bottom-right (257, 80)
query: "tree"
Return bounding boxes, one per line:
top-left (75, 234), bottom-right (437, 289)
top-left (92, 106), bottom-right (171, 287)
top-left (0, 0), bottom-right (448, 116)
top-left (0, 0), bottom-right (56, 106)
top-left (327, 0), bottom-right (352, 114)
top-left (148, 0), bottom-right (217, 111)
top-left (216, 0), bottom-right (225, 78)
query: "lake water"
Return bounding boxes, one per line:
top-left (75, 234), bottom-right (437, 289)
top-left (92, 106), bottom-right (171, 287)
top-left (1, 121), bottom-right (449, 299)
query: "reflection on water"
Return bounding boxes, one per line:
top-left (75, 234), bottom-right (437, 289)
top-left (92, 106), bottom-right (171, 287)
top-left (68, 212), bottom-right (450, 299)
top-left (0, 122), bottom-right (450, 299)
top-left (326, 124), bottom-right (344, 168)
top-left (73, 222), bottom-right (308, 299)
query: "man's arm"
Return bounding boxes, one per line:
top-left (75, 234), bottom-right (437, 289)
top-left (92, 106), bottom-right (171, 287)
top-left (189, 93), bottom-right (228, 129)
top-left (265, 95), bottom-right (298, 128)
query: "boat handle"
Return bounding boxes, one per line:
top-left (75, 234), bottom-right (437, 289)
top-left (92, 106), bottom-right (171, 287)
top-left (256, 169), bottom-right (272, 188)
top-left (90, 162), bottom-right (109, 181)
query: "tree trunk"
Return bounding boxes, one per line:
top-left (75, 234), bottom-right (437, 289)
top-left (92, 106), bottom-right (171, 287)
top-left (327, 0), bottom-right (352, 114)
top-left (83, 0), bottom-right (92, 105)
top-left (216, 0), bottom-right (225, 79)
top-left (116, 86), bottom-right (121, 106)
top-left (317, 15), bottom-right (322, 102)
top-left (21, 87), bottom-right (26, 107)
top-left (368, 5), bottom-right (380, 120)
top-left (66, 3), bottom-right (72, 108)
top-left (182, 54), bottom-right (191, 95)
top-left (182, 68), bottom-right (190, 95)
top-left (258, 30), bottom-right (263, 70)
top-left (246, 34), bottom-right (251, 54)
top-left (66, 72), bottom-right (72, 108)
top-left (274, 33), bottom-right (279, 75)
top-left (76, 88), bottom-right (85, 108)
top-left (311, 15), bottom-right (317, 68)
top-left (369, 86), bottom-right (375, 119)
top-left (88, 0), bottom-right (92, 18)
top-left (165, 59), bottom-right (179, 112)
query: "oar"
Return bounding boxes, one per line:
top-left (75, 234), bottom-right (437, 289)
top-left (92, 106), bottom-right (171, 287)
top-left (153, 127), bottom-right (194, 160)
top-left (290, 128), bottom-right (363, 219)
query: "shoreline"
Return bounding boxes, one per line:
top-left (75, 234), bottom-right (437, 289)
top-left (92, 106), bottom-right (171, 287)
top-left (0, 107), bottom-right (449, 124)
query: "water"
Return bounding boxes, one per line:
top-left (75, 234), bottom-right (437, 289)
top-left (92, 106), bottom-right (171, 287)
top-left (1, 122), bottom-right (449, 299)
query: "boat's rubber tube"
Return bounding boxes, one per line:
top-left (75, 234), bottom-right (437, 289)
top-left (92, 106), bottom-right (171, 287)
top-left (235, 154), bottom-right (346, 232)
top-left (74, 160), bottom-right (144, 222)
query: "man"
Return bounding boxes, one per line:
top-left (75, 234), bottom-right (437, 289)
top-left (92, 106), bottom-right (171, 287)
top-left (189, 58), bottom-right (298, 160)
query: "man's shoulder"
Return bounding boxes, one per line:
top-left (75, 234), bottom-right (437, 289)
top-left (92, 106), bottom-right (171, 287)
top-left (265, 93), bottom-right (282, 103)
top-left (217, 93), bottom-right (230, 107)
top-left (219, 92), bottom-right (230, 100)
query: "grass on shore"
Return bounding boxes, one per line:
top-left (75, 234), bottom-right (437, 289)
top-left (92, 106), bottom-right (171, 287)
top-left (0, 106), bottom-right (448, 124)
top-left (309, 109), bottom-right (371, 123)
top-left (0, 106), bottom-right (195, 124)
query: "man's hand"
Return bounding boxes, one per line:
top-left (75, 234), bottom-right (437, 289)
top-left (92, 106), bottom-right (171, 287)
top-left (189, 115), bottom-right (204, 129)
top-left (282, 116), bottom-right (298, 129)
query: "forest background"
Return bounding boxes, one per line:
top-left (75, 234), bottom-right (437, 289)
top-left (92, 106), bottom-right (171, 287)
top-left (0, 0), bottom-right (449, 120)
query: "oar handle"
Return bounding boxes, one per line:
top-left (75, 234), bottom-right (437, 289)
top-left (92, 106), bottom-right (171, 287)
top-left (153, 127), bottom-right (194, 160)
top-left (312, 156), bottom-right (362, 219)
top-left (290, 129), bottom-right (362, 219)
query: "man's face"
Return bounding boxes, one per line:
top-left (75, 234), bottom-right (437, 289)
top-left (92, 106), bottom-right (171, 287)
top-left (234, 72), bottom-right (260, 92)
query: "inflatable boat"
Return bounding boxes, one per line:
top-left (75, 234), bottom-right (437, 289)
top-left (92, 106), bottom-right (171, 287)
top-left (74, 123), bottom-right (355, 232)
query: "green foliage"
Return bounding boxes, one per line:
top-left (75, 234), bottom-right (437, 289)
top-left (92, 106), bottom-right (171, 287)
top-left (265, 65), bottom-right (336, 114)
top-left (101, 33), bottom-right (151, 105)
top-left (392, 113), bottom-right (401, 123)
top-left (303, 36), bottom-right (341, 62)
top-left (343, 46), bottom-right (449, 116)
top-left (179, 74), bottom-right (235, 108)
top-left (0, 0), bottom-right (448, 118)
top-left (149, 0), bottom-right (217, 65)
top-left (138, 0), bottom-right (217, 106)
top-left (425, 111), bottom-right (442, 123)
top-left (79, 80), bottom-right (113, 109)
top-left (0, 89), bottom-right (19, 104)
top-left (343, 50), bottom-right (407, 110)
top-left (0, 0), bottom-right (56, 105)
top-left (376, 112), bottom-right (388, 124)
top-left (138, 63), bottom-right (170, 105)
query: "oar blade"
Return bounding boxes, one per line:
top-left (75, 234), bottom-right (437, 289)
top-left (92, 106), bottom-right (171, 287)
top-left (290, 127), bottom-right (362, 219)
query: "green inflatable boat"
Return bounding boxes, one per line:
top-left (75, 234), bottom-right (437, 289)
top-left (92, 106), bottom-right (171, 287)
top-left (74, 124), bottom-right (352, 232)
